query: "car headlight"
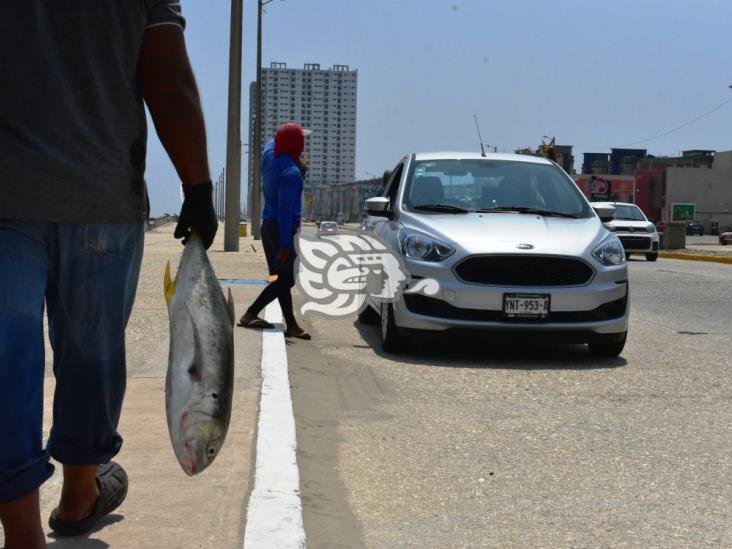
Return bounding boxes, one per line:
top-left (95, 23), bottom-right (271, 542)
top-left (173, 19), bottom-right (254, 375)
top-left (645, 223), bottom-right (656, 233)
top-left (592, 235), bottom-right (625, 266)
top-left (398, 229), bottom-right (454, 262)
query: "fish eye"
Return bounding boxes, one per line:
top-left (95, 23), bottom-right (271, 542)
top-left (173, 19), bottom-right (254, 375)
top-left (211, 393), bottom-right (218, 399)
top-left (208, 447), bottom-right (216, 456)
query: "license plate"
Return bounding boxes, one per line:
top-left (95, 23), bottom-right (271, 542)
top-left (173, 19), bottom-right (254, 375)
top-left (503, 293), bottom-right (550, 318)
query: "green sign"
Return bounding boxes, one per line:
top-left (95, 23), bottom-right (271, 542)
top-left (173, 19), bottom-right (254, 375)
top-left (671, 203), bottom-right (695, 221)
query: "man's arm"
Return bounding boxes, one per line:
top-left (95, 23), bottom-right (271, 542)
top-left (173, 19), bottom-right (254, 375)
top-left (139, 25), bottom-right (210, 184)
top-left (139, 25), bottom-right (217, 248)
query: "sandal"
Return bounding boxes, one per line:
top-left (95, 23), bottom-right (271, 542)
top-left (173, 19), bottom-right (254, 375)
top-left (49, 461), bottom-right (128, 537)
top-left (237, 317), bottom-right (274, 329)
top-left (285, 328), bottom-right (312, 340)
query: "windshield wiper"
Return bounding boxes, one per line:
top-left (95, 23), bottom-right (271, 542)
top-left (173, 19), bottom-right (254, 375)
top-left (412, 204), bottom-right (469, 214)
top-left (476, 206), bottom-right (578, 219)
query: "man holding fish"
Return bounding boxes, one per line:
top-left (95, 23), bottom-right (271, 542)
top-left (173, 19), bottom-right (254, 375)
top-left (0, 2), bottom-right (216, 546)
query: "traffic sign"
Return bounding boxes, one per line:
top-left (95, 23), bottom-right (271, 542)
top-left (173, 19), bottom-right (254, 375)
top-left (671, 203), bottom-right (695, 221)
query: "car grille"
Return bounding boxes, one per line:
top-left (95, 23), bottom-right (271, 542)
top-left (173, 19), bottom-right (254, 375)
top-left (618, 236), bottom-right (651, 250)
top-left (404, 294), bottom-right (627, 323)
top-left (453, 255), bottom-right (594, 286)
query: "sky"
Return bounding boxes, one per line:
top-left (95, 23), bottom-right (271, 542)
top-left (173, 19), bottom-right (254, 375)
top-left (144, 0), bottom-right (732, 216)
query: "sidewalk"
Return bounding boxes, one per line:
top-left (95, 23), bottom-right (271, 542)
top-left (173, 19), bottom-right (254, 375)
top-left (2, 224), bottom-right (269, 548)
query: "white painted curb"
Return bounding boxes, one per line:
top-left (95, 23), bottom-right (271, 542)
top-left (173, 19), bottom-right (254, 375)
top-left (244, 304), bottom-right (306, 548)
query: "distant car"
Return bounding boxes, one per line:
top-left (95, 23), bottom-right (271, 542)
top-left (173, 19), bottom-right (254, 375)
top-left (358, 218), bottom-right (370, 232)
top-left (686, 220), bottom-right (704, 236)
top-left (719, 231), bottom-right (732, 245)
top-left (317, 220), bottom-right (339, 238)
top-left (592, 202), bottom-right (659, 262)
top-left (655, 221), bottom-right (665, 234)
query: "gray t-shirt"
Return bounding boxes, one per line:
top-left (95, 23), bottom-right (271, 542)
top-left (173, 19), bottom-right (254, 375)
top-left (0, 1), bottom-right (185, 223)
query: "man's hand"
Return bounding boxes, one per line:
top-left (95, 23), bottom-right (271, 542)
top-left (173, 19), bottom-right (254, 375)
top-left (174, 182), bottom-right (218, 249)
top-left (276, 248), bottom-right (292, 264)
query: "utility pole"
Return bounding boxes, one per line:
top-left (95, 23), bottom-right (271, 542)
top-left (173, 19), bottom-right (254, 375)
top-left (224, 0), bottom-right (243, 251)
top-left (251, 0), bottom-right (274, 240)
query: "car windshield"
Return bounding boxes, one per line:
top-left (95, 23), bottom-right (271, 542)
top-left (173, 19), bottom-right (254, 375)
top-left (403, 159), bottom-right (592, 218)
top-left (612, 204), bottom-right (646, 221)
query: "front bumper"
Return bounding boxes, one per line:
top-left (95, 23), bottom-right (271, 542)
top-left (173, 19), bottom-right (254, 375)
top-left (616, 232), bottom-right (659, 253)
top-left (391, 258), bottom-right (629, 337)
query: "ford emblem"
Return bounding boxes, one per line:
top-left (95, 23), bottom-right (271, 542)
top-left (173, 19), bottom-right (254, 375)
top-left (517, 243), bottom-right (534, 250)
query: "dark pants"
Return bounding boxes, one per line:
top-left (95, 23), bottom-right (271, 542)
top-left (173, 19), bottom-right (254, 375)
top-left (248, 218), bottom-right (297, 326)
top-left (0, 221), bottom-right (144, 502)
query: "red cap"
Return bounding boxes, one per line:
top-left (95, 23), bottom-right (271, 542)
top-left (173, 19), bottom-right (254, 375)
top-left (274, 123), bottom-right (309, 158)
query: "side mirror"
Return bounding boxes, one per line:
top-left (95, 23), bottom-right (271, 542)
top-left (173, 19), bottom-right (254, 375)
top-left (593, 205), bottom-right (616, 223)
top-left (365, 196), bottom-right (391, 218)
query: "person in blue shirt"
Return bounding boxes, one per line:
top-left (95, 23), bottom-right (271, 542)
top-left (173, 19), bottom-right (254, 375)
top-left (239, 123), bottom-right (311, 339)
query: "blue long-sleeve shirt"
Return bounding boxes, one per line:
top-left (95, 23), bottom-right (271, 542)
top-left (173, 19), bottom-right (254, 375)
top-left (261, 139), bottom-right (303, 249)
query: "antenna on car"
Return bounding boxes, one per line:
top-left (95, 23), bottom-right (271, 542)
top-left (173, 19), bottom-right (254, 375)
top-left (474, 114), bottom-right (487, 157)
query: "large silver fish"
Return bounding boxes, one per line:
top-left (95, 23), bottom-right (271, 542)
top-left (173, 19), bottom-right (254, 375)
top-left (164, 234), bottom-right (235, 475)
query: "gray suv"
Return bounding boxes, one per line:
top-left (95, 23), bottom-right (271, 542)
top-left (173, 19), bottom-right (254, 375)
top-left (360, 152), bottom-right (629, 357)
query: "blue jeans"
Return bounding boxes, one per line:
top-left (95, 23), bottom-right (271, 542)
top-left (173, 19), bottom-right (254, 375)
top-left (0, 221), bottom-right (144, 502)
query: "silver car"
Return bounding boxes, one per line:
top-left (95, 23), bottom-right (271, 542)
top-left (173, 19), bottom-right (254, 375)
top-left (361, 152), bottom-right (629, 357)
top-left (592, 201), bottom-right (659, 261)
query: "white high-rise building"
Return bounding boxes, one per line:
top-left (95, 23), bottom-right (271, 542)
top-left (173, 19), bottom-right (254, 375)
top-left (248, 62), bottom-right (358, 202)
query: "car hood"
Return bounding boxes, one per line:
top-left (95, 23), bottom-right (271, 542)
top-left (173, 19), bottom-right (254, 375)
top-left (400, 211), bottom-right (607, 256)
top-left (605, 219), bottom-right (652, 230)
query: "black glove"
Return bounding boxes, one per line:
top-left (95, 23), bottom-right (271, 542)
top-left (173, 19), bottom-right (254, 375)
top-left (174, 181), bottom-right (218, 250)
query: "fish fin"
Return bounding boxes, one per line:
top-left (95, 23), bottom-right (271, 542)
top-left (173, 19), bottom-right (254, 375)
top-left (164, 261), bottom-right (177, 305)
top-left (226, 287), bottom-right (235, 326)
top-left (185, 304), bottom-right (205, 381)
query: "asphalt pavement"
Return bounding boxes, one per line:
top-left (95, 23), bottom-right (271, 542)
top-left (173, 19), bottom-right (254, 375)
top-left (289, 257), bottom-right (732, 548)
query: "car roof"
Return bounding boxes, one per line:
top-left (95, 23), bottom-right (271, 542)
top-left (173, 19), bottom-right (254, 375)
top-left (413, 151), bottom-right (554, 165)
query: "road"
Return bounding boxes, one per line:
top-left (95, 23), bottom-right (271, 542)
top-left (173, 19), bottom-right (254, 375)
top-left (289, 257), bottom-right (732, 547)
top-left (3, 226), bottom-right (729, 548)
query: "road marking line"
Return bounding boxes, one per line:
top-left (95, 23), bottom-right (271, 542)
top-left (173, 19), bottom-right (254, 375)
top-left (219, 278), bottom-right (269, 286)
top-left (244, 303), bottom-right (306, 548)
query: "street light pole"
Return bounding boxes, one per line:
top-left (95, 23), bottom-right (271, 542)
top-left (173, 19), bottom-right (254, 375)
top-left (251, 0), bottom-right (275, 241)
top-left (251, 1), bottom-right (265, 240)
top-left (224, 0), bottom-right (243, 251)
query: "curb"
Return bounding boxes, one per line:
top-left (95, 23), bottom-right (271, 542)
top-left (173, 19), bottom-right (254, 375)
top-left (658, 251), bottom-right (732, 265)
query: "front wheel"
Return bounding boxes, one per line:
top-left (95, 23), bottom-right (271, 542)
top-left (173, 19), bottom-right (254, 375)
top-left (645, 253), bottom-right (658, 262)
top-left (357, 303), bottom-right (379, 325)
top-left (588, 332), bottom-right (627, 357)
top-left (380, 301), bottom-right (407, 353)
